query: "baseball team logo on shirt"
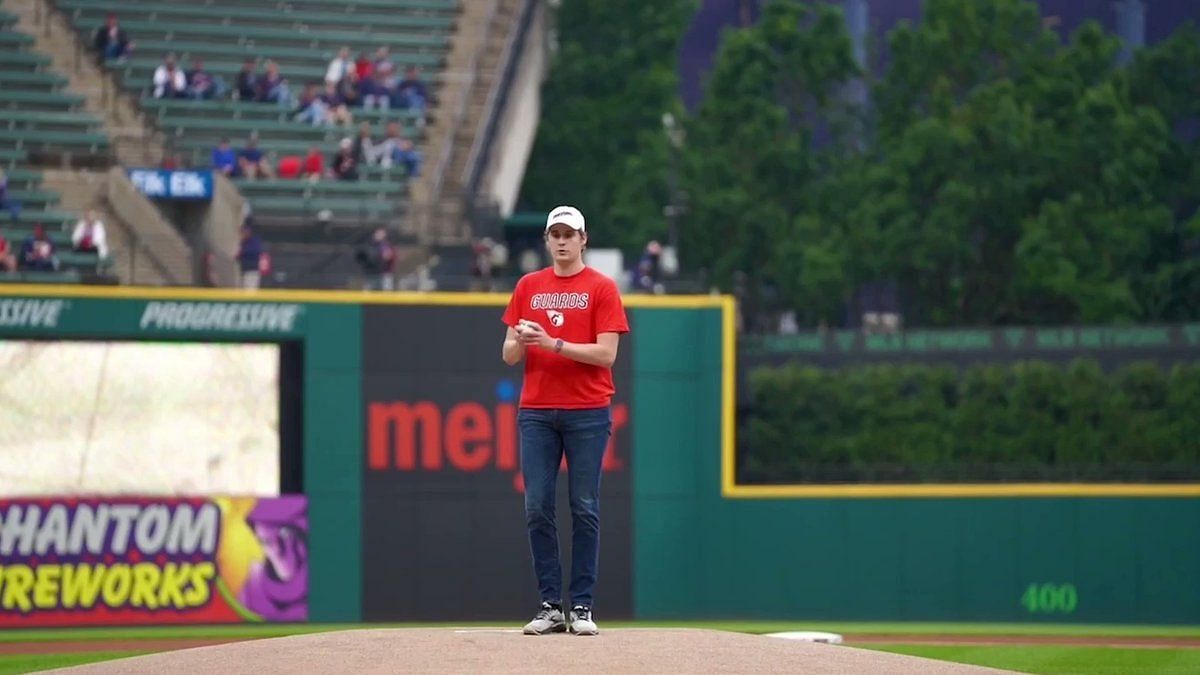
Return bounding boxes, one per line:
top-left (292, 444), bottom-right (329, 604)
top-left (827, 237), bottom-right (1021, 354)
top-left (546, 310), bottom-right (565, 327)
top-left (529, 292), bottom-right (590, 310)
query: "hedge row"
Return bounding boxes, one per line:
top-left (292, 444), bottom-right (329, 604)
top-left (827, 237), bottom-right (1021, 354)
top-left (742, 360), bottom-right (1200, 483)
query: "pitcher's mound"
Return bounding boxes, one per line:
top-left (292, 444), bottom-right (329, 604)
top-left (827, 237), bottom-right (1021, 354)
top-left (50, 628), bottom-right (1013, 674)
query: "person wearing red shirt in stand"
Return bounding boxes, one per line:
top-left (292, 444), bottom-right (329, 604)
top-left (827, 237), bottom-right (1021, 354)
top-left (301, 146), bottom-right (325, 181)
top-left (501, 205), bottom-right (629, 637)
top-left (0, 231), bottom-right (16, 273)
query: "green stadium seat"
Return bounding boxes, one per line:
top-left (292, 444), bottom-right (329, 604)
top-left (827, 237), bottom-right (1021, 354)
top-left (0, 149), bottom-right (28, 166)
top-left (8, 210), bottom-right (78, 226)
top-left (62, 2), bottom-right (455, 32)
top-left (0, 229), bottom-right (73, 247)
top-left (234, 179), bottom-right (405, 195)
top-left (4, 189), bottom-right (60, 207)
top-left (0, 129), bottom-right (109, 152)
top-left (121, 40), bottom-right (445, 71)
top-left (61, 0), bottom-right (459, 18)
top-left (243, 195), bottom-right (396, 217)
top-left (82, 19), bottom-right (450, 50)
top-left (0, 91), bottom-right (87, 112)
top-left (2, 111), bottom-right (104, 131)
top-left (0, 32), bottom-right (34, 47)
top-left (0, 167), bottom-right (41, 187)
top-left (171, 135), bottom-right (356, 158)
top-left (0, 71), bottom-right (69, 91)
top-left (140, 98), bottom-right (424, 126)
top-left (0, 52), bottom-right (51, 71)
top-left (0, 270), bottom-right (83, 284)
top-left (57, 250), bottom-right (107, 268)
top-left (158, 116), bottom-right (421, 143)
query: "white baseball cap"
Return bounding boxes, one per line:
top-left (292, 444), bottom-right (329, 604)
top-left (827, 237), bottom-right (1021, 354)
top-left (545, 205), bottom-right (586, 233)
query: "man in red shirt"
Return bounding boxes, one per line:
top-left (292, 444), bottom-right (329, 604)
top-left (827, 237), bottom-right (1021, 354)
top-left (501, 205), bottom-right (629, 636)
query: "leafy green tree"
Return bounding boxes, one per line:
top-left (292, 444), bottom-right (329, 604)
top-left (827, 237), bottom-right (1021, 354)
top-left (779, 0), bottom-right (1189, 326)
top-left (519, 0), bottom-right (694, 254)
top-left (1122, 24), bottom-right (1200, 321)
top-left (679, 0), bottom-right (858, 322)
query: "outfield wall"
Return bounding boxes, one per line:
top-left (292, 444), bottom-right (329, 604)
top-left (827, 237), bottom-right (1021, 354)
top-left (1, 286), bottom-right (1195, 624)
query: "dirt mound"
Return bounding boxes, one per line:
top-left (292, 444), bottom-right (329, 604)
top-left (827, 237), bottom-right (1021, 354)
top-left (47, 628), bottom-right (1014, 674)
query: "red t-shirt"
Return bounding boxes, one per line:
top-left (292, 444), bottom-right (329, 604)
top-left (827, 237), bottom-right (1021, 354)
top-left (502, 266), bottom-right (630, 409)
top-left (303, 153), bottom-right (324, 176)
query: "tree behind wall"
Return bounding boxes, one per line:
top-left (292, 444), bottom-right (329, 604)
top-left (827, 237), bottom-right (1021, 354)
top-left (518, 0), bottom-right (695, 255)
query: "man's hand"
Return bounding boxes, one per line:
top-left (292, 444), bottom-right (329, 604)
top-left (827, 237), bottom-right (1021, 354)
top-left (502, 325), bottom-right (526, 365)
top-left (517, 320), bottom-right (553, 350)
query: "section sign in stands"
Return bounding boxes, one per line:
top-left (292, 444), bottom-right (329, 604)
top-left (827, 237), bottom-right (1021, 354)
top-left (0, 496), bottom-right (308, 626)
top-left (128, 169), bottom-right (214, 200)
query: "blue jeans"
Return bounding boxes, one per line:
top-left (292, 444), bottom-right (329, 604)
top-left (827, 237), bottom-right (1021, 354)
top-left (519, 406), bottom-right (611, 609)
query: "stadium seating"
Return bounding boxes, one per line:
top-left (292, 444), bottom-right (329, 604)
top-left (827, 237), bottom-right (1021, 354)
top-left (0, 10), bottom-right (109, 280)
top-left (57, 0), bottom-right (457, 267)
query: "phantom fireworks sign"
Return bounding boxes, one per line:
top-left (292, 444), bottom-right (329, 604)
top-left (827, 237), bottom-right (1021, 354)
top-left (0, 496), bottom-right (307, 626)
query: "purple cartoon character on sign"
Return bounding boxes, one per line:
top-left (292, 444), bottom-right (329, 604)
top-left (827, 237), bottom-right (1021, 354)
top-left (239, 497), bottom-right (308, 621)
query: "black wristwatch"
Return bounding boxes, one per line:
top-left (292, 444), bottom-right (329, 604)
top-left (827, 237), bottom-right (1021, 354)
top-left (554, 338), bottom-right (564, 353)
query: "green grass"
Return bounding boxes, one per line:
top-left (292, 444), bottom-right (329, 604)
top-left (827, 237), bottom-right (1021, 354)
top-left (0, 651), bottom-right (149, 675)
top-left (2, 621), bottom-right (1197, 642)
top-left (866, 644), bottom-right (1200, 675)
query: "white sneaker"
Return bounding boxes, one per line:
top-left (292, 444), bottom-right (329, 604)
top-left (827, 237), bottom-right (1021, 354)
top-left (523, 602), bottom-right (566, 635)
top-left (568, 605), bottom-right (598, 636)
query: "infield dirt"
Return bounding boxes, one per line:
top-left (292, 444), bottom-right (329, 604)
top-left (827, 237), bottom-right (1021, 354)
top-left (42, 628), bottom-right (1016, 674)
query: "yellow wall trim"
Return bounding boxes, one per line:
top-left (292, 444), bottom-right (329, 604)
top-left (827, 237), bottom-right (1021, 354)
top-left (722, 483), bottom-right (1200, 498)
top-left (0, 283), bottom-right (727, 309)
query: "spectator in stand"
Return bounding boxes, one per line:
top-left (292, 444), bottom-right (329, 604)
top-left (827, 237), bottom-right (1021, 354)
top-left (212, 137), bottom-right (238, 177)
top-left (375, 122), bottom-right (422, 176)
top-left (235, 224), bottom-right (266, 289)
top-left (632, 240), bottom-right (662, 293)
top-left (330, 138), bottom-right (359, 181)
top-left (93, 12), bottom-right (133, 64)
top-left (337, 69), bottom-right (361, 109)
top-left (396, 66), bottom-right (428, 123)
top-left (373, 47), bottom-right (397, 98)
top-left (293, 82), bottom-right (330, 127)
top-left (470, 237), bottom-right (497, 291)
top-left (361, 70), bottom-right (391, 111)
top-left (302, 146), bottom-right (324, 181)
top-left (355, 227), bottom-right (397, 291)
top-left (186, 58), bottom-right (223, 100)
top-left (257, 60), bottom-right (292, 109)
top-left (0, 168), bottom-right (22, 223)
top-left (354, 51), bottom-right (374, 81)
top-left (0, 231), bottom-right (16, 273)
top-left (160, 152), bottom-right (184, 169)
top-left (152, 54), bottom-right (187, 99)
top-left (72, 210), bottom-right (109, 259)
top-left (393, 137), bottom-right (423, 177)
top-left (320, 82), bottom-right (354, 127)
top-left (376, 121), bottom-right (402, 168)
top-left (235, 59), bottom-right (260, 101)
top-left (351, 122), bottom-right (378, 166)
top-left (325, 47), bottom-right (353, 88)
top-left (237, 136), bottom-right (273, 180)
top-left (275, 154), bottom-right (301, 179)
top-left (19, 224), bottom-right (58, 272)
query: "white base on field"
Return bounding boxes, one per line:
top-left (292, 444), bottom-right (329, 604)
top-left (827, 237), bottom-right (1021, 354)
top-left (764, 631), bottom-right (844, 644)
